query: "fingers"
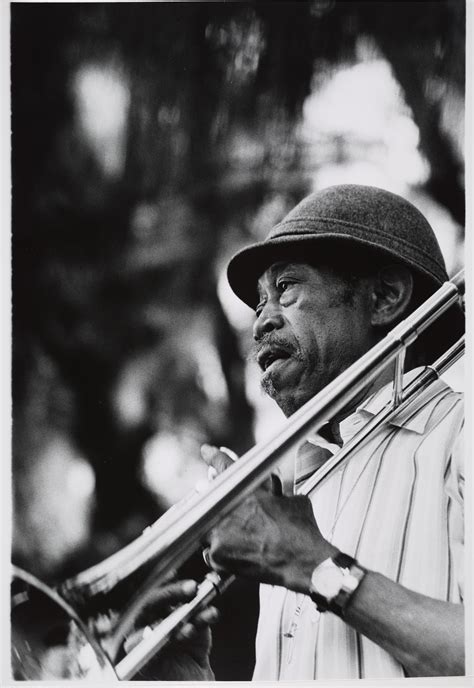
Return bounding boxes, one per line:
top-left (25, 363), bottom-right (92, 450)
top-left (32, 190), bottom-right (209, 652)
top-left (196, 605), bottom-right (219, 626)
top-left (125, 605), bottom-right (218, 653)
top-left (175, 606), bottom-right (219, 641)
top-left (199, 444), bottom-right (279, 495)
top-left (148, 579), bottom-right (197, 605)
top-left (200, 444), bottom-right (236, 476)
top-left (199, 444), bottom-right (283, 496)
top-left (135, 579), bottom-right (198, 628)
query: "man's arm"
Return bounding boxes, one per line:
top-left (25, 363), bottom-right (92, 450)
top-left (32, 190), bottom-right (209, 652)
top-left (206, 486), bottom-right (464, 677)
top-left (343, 570), bottom-right (464, 676)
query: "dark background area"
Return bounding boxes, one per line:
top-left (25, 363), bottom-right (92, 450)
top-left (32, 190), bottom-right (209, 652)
top-left (10, 1), bottom-right (465, 680)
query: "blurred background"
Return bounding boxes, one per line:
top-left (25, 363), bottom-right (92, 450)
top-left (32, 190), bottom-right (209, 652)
top-left (11, 1), bottom-right (465, 680)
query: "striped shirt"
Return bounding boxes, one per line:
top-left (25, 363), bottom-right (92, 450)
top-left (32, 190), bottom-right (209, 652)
top-left (253, 369), bottom-right (464, 680)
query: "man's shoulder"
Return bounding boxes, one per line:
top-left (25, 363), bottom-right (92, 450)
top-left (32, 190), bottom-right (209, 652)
top-left (419, 377), bottom-right (463, 434)
top-left (388, 376), bottom-right (463, 438)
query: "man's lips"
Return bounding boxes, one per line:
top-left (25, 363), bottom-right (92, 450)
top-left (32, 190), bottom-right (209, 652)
top-left (257, 345), bottom-right (292, 372)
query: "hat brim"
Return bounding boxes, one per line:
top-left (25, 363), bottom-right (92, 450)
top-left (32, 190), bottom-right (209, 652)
top-left (227, 233), bottom-right (447, 309)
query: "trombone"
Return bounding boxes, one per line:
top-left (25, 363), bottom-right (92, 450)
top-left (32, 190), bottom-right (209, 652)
top-left (11, 270), bottom-right (465, 680)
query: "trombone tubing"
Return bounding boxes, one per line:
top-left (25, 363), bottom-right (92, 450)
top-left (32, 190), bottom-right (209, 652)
top-left (65, 270), bottom-right (464, 599)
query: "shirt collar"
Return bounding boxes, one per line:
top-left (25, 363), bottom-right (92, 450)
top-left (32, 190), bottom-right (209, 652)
top-left (337, 366), bottom-right (450, 439)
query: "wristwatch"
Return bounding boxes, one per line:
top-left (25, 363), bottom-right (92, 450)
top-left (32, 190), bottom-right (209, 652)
top-left (309, 552), bottom-right (366, 617)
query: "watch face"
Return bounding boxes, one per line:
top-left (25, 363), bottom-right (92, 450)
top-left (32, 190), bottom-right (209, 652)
top-left (311, 561), bottom-right (344, 599)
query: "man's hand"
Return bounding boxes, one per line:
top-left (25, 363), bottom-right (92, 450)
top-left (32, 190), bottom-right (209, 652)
top-left (200, 445), bottom-right (337, 592)
top-left (208, 491), bottom-right (338, 592)
top-left (121, 579), bottom-right (217, 681)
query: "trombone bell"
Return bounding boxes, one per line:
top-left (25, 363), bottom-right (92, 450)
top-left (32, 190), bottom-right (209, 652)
top-left (11, 567), bottom-right (116, 681)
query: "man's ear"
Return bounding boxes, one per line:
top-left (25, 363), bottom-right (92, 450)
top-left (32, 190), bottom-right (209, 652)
top-left (370, 265), bottom-right (413, 328)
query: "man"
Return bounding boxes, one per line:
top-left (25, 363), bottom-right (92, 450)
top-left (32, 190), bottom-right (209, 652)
top-left (200, 184), bottom-right (465, 679)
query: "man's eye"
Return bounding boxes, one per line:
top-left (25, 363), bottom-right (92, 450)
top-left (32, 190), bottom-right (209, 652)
top-left (277, 279), bottom-right (293, 292)
top-left (255, 301), bottom-right (265, 317)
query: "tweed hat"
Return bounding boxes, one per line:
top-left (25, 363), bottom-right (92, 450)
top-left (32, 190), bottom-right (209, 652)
top-left (228, 184), bottom-right (454, 309)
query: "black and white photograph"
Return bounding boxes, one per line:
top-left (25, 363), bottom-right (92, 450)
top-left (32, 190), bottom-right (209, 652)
top-left (4, 0), bottom-right (470, 683)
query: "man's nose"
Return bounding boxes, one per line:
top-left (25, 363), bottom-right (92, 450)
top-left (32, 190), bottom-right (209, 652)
top-left (253, 301), bottom-right (284, 340)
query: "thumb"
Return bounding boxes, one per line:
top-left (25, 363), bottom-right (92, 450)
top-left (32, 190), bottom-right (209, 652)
top-left (200, 444), bottom-right (236, 476)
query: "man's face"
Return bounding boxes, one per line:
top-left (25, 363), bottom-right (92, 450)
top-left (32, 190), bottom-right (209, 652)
top-left (253, 261), bottom-right (376, 417)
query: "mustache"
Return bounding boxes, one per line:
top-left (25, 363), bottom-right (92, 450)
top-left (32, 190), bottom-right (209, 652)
top-left (250, 334), bottom-right (300, 365)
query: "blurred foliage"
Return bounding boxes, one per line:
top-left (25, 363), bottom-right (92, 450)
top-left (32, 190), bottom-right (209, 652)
top-left (11, 1), bottom-right (465, 679)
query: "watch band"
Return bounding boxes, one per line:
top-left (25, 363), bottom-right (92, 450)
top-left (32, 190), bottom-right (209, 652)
top-left (329, 552), bottom-right (366, 617)
top-left (310, 552), bottom-right (366, 617)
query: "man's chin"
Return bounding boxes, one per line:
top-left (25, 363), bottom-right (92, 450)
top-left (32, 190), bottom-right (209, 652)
top-left (260, 364), bottom-right (287, 397)
top-left (260, 362), bottom-right (304, 416)
top-left (262, 385), bottom-right (299, 418)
